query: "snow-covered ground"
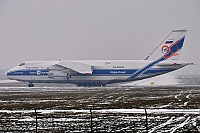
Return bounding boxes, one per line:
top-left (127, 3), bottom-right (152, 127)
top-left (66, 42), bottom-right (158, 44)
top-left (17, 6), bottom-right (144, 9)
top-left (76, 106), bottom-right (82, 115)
top-left (0, 109), bottom-right (199, 132)
top-left (122, 73), bottom-right (180, 86)
top-left (0, 108), bottom-right (199, 114)
top-left (0, 85), bottom-right (199, 132)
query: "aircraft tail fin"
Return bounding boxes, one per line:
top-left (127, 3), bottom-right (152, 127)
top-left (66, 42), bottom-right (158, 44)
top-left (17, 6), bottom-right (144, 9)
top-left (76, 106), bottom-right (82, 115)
top-left (145, 29), bottom-right (187, 60)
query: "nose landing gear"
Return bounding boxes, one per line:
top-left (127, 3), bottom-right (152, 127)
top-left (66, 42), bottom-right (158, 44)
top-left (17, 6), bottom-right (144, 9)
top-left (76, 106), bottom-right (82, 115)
top-left (28, 83), bottom-right (34, 87)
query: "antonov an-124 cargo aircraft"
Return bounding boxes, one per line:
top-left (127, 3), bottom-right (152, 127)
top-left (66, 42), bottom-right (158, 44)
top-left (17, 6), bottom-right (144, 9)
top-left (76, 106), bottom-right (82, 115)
top-left (6, 29), bottom-right (191, 87)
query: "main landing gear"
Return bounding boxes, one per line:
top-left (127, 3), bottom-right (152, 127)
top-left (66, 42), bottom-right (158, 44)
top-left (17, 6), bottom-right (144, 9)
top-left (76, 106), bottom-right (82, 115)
top-left (28, 83), bottom-right (34, 87)
top-left (76, 82), bottom-right (106, 87)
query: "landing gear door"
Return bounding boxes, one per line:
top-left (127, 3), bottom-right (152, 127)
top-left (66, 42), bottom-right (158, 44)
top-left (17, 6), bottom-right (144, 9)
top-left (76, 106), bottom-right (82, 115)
top-left (31, 75), bottom-right (35, 81)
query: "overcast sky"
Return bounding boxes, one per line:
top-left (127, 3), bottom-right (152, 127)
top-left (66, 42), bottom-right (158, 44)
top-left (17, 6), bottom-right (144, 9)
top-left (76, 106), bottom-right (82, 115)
top-left (0, 0), bottom-right (200, 69)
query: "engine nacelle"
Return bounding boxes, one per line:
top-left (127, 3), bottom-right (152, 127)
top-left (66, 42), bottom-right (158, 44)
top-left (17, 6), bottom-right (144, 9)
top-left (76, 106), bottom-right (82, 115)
top-left (48, 70), bottom-right (71, 80)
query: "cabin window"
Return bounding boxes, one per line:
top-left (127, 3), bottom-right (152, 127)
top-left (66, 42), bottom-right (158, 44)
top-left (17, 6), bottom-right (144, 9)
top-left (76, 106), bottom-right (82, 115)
top-left (19, 62), bottom-right (25, 66)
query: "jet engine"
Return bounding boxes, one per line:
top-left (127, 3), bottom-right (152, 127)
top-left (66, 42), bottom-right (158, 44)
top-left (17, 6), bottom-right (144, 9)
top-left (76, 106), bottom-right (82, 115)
top-left (48, 70), bottom-right (71, 80)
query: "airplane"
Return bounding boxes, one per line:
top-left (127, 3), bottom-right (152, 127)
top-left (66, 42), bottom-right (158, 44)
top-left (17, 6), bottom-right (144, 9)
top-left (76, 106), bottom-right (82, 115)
top-left (6, 29), bottom-right (191, 87)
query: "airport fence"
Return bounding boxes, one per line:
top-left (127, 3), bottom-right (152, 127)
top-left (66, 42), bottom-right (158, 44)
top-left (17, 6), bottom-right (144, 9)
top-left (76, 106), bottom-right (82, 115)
top-left (0, 108), bottom-right (199, 132)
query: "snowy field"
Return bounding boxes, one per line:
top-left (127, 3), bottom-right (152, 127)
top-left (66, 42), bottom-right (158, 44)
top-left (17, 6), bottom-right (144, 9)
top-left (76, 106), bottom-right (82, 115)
top-left (0, 84), bottom-right (199, 132)
top-left (0, 70), bottom-right (200, 132)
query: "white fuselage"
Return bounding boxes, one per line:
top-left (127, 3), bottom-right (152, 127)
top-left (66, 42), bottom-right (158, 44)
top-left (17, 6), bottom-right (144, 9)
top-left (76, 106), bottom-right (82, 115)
top-left (6, 60), bottom-right (189, 86)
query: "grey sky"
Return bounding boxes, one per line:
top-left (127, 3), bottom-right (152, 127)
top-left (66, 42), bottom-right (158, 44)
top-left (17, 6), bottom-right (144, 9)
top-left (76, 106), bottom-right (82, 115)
top-left (0, 0), bottom-right (200, 69)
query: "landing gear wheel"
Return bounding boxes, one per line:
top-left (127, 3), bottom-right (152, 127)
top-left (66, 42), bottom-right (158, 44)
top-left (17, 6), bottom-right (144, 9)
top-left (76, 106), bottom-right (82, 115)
top-left (102, 84), bottom-right (106, 87)
top-left (77, 83), bottom-right (81, 87)
top-left (28, 83), bottom-right (34, 87)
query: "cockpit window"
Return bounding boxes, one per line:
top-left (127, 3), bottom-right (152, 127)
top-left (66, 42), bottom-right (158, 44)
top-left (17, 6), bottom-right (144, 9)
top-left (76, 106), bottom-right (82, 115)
top-left (19, 62), bottom-right (25, 66)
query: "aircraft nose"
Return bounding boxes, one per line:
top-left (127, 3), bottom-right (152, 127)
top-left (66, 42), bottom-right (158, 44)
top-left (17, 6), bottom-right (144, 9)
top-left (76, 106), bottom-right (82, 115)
top-left (5, 70), bottom-right (9, 77)
top-left (5, 69), bottom-right (12, 79)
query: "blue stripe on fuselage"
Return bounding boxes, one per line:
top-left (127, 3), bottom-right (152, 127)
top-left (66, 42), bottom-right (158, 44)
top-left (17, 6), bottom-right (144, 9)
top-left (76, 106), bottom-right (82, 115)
top-left (92, 69), bottom-right (136, 75)
top-left (7, 69), bottom-right (50, 76)
top-left (7, 68), bottom-right (175, 76)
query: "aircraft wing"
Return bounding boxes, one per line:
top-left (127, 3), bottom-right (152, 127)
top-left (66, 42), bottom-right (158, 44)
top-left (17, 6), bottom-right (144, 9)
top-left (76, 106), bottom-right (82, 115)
top-left (52, 61), bottom-right (93, 74)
